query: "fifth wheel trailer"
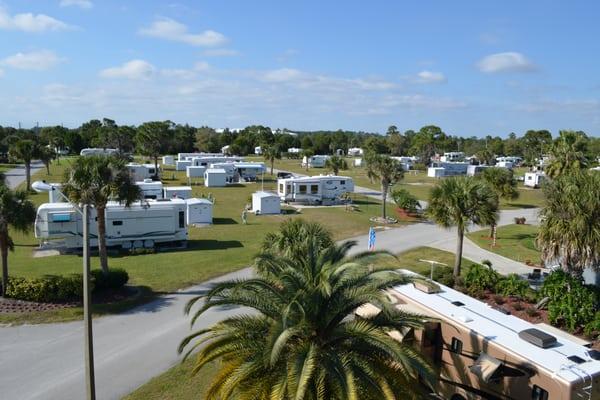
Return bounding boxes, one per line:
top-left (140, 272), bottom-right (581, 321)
top-left (35, 199), bottom-right (188, 250)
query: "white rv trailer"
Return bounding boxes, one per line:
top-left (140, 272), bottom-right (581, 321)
top-left (233, 162), bottom-right (266, 181)
top-left (189, 156), bottom-right (244, 167)
top-left (252, 191), bottom-right (281, 215)
top-left (277, 175), bottom-right (354, 204)
top-left (162, 155), bottom-right (175, 166)
top-left (440, 151), bottom-right (465, 162)
top-left (301, 155), bottom-right (330, 168)
top-left (136, 179), bottom-right (163, 199)
top-left (35, 199), bottom-right (188, 250)
top-left (379, 271), bottom-right (600, 400)
top-left (347, 147), bottom-right (364, 156)
top-left (390, 156), bottom-right (414, 171)
top-left (185, 198), bottom-right (213, 225)
top-left (127, 163), bottom-right (159, 181)
top-left (254, 146), bottom-right (262, 155)
top-left (287, 147), bottom-right (302, 154)
top-left (163, 186), bottom-right (192, 199)
top-left (496, 156), bottom-right (523, 166)
top-left (496, 161), bottom-right (514, 169)
top-left (428, 162), bottom-right (469, 177)
top-left (177, 152), bottom-right (224, 161)
top-left (80, 148), bottom-right (118, 157)
top-left (524, 171), bottom-right (546, 188)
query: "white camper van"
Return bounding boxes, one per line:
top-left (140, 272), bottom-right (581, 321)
top-left (277, 175), bottom-right (354, 204)
top-left (35, 199), bottom-right (188, 250)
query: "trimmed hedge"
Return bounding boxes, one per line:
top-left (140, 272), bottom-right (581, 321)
top-left (5, 268), bottom-right (129, 303)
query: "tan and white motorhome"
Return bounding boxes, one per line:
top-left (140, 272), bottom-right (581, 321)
top-left (371, 272), bottom-right (600, 400)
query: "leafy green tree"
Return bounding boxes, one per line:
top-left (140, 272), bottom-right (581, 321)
top-left (409, 125), bottom-right (446, 163)
top-left (366, 154), bottom-right (404, 219)
top-left (428, 177), bottom-right (499, 276)
top-left (0, 181), bottom-right (36, 296)
top-left (545, 130), bottom-right (589, 179)
top-left (136, 121), bottom-right (170, 172)
top-left (521, 130), bottom-right (552, 166)
top-left (62, 156), bottom-right (141, 274)
top-left (10, 139), bottom-right (39, 191)
top-left (480, 167), bottom-right (518, 205)
top-left (180, 220), bottom-right (433, 399)
top-left (263, 145), bottom-right (282, 175)
top-left (475, 149), bottom-right (495, 165)
top-left (538, 171), bottom-right (600, 277)
top-left (391, 188), bottom-right (421, 214)
top-left (325, 155), bottom-right (348, 175)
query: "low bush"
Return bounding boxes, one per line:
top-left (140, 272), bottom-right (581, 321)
top-left (464, 263), bottom-right (500, 292)
top-left (584, 312), bottom-right (600, 339)
top-left (492, 294), bottom-right (505, 305)
top-left (525, 307), bottom-right (540, 318)
top-left (496, 274), bottom-right (529, 298)
top-left (5, 274), bottom-right (85, 303)
top-left (391, 189), bottom-right (421, 215)
top-left (512, 302), bottom-right (524, 311)
top-left (432, 266), bottom-right (455, 288)
top-left (91, 268), bottom-right (129, 291)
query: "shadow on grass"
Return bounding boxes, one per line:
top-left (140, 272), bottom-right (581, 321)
top-left (506, 203), bottom-right (539, 209)
top-left (213, 217), bottom-right (238, 225)
top-left (188, 239), bottom-right (244, 251)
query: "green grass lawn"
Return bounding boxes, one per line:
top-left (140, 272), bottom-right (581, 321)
top-left (467, 224), bottom-right (542, 265)
top-left (123, 246), bottom-right (465, 400)
top-left (264, 157), bottom-right (545, 209)
top-left (1, 160), bottom-right (394, 324)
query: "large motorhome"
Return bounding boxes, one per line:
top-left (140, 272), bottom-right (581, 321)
top-left (80, 148), bottom-right (118, 157)
top-left (367, 272), bottom-right (600, 400)
top-left (35, 199), bottom-right (188, 250)
top-left (440, 152), bottom-right (465, 162)
top-left (277, 175), bottom-right (354, 204)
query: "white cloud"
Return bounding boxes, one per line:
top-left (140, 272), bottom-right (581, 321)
top-left (202, 48), bottom-right (239, 57)
top-left (477, 52), bottom-right (536, 73)
top-left (0, 68), bottom-right (4, 77)
top-left (139, 18), bottom-right (226, 47)
top-left (0, 8), bottom-right (71, 32)
top-left (0, 50), bottom-right (63, 70)
top-left (416, 70), bottom-right (447, 84)
top-left (100, 60), bottom-right (156, 80)
top-left (193, 61), bottom-right (210, 72)
top-left (262, 68), bottom-right (303, 83)
top-left (59, 0), bottom-right (93, 9)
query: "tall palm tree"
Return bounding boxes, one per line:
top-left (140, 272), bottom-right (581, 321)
top-left (0, 181), bottom-right (36, 296)
top-left (10, 139), bottom-right (39, 191)
top-left (38, 146), bottom-right (56, 175)
top-left (365, 154), bottom-right (404, 220)
top-left (480, 167), bottom-right (519, 238)
top-left (62, 155), bottom-right (141, 274)
top-left (538, 171), bottom-right (600, 277)
top-left (325, 155), bottom-right (348, 176)
top-left (263, 145), bottom-right (281, 175)
top-left (545, 130), bottom-right (589, 179)
top-left (180, 220), bottom-right (433, 399)
top-left (428, 176), bottom-right (499, 276)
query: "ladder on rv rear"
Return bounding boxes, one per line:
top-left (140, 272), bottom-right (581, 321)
top-left (557, 364), bottom-right (593, 400)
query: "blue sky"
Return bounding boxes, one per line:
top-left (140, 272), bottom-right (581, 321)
top-left (0, 0), bottom-right (599, 136)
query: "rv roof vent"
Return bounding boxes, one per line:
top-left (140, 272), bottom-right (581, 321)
top-left (567, 355), bottom-right (586, 364)
top-left (451, 301), bottom-right (465, 307)
top-left (589, 350), bottom-right (600, 361)
top-left (518, 328), bottom-right (557, 349)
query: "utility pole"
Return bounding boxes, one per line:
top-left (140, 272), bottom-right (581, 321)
top-left (83, 204), bottom-right (96, 400)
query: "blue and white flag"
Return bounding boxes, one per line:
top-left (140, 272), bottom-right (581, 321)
top-left (367, 227), bottom-right (376, 251)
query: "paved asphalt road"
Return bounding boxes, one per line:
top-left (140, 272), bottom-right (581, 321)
top-left (0, 165), bottom-right (542, 400)
top-left (5, 161), bottom-right (45, 190)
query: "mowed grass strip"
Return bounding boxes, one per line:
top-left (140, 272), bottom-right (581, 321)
top-left (467, 224), bottom-right (541, 265)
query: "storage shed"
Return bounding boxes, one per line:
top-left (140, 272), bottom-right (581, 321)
top-left (163, 186), bottom-right (192, 199)
top-left (186, 166), bottom-right (206, 179)
top-left (162, 155), bottom-right (174, 166)
top-left (176, 160), bottom-right (192, 171)
top-left (427, 167), bottom-right (445, 178)
top-left (186, 198), bottom-right (213, 225)
top-left (252, 191), bottom-right (281, 215)
top-left (204, 168), bottom-right (227, 187)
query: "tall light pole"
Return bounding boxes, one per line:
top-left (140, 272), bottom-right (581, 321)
top-left (33, 181), bottom-right (96, 400)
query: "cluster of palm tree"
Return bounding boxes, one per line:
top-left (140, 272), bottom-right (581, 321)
top-left (8, 138), bottom-right (56, 192)
top-left (180, 219), bottom-right (433, 399)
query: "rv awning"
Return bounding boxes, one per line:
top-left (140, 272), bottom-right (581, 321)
top-left (470, 353), bottom-right (503, 383)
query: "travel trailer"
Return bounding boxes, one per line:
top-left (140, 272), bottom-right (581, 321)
top-left (391, 156), bottom-right (414, 171)
top-left (497, 156), bottom-right (523, 167)
top-left (177, 152), bottom-right (224, 161)
top-left (163, 186), bottom-right (192, 199)
top-left (189, 156), bottom-right (244, 167)
top-left (233, 162), bottom-right (266, 181)
top-left (185, 198), bottom-right (213, 225)
top-left (347, 147), bottom-right (364, 157)
top-left (127, 163), bottom-right (159, 181)
top-left (35, 199), bottom-right (188, 250)
top-left (277, 175), bottom-right (354, 204)
top-left (428, 162), bottom-right (469, 177)
top-left (252, 191), bottom-right (281, 215)
top-left (440, 152), bottom-right (465, 162)
top-left (363, 271), bottom-right (600, 400)
top-left (302, 155), bottom-right (330, 168)
top-left (524, 171), bottom-right (546, 188)
top-left (135, 179), bottom-right (163, 199)
top-left (80, 148), bottom-right (118, 157)
top-left (254, 146), bottom-right (262, 155)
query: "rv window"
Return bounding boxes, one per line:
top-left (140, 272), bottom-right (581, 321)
top-left (532, 385), bottom-right (548, 400)
top-left (179, 211), bottom-right (185, 228)
top-left (299, 185), bottom-right (307, 194)
top-left (450, 337), bottom-right (462, 354)
top-left (149, 169), bottom-right (155, 174)
top-left (310, 184), bottom-right (319, 194)
top-left (279, 183), bottom-right (284, 192)
top-left (340, 180), bottom-right (345, 185)
top-left (112, 220), bottom-right (123, 226)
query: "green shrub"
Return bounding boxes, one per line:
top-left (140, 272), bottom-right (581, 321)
top-left (492, 294), bottom-right (505, 305)
top-left (584, 312), bottom-right (600, 339)
top-left (496, 274), bottom-right (529, 298)
top-left (391, 189), bottom-right (421, 214)
top-left (432, 266), bottom-right (455, 287)
top-left (464, 263), bottom-right (500, 292)
top-left (91, 268), bottom-right (129, 291)
top-left (525, 307), bottom-right (540, 318)
top-left (6, 274), bottom-right (86, 303)
top-left (512, 302), bottom-right (524, 311)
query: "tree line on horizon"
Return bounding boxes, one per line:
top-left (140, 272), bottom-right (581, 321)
top-left (1, 119), bottom-right (599, 167)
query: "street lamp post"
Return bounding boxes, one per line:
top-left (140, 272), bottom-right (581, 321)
top-left (33, 181), bottom-right (96, 400)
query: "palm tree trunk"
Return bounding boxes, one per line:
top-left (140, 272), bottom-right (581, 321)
top-left (96, 206), bottom-right (109, 275)
top-left (454, 228), bottom-right (464, 277)
top-left (0, 233), bottom-right (8, 297)
top-left (45, 162), bottom-right (50, 175)
top-left (25, 161), bottom-right (31, 191)
top-left (270, 159), bottom-right (274, 175)
top-left (381, 183), bottom-right (387, 219)
top-left (154, 156), bottom-right (159, 178)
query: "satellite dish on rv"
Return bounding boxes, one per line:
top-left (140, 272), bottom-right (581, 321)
top-left (32, 181), bottom-right (54, 193)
